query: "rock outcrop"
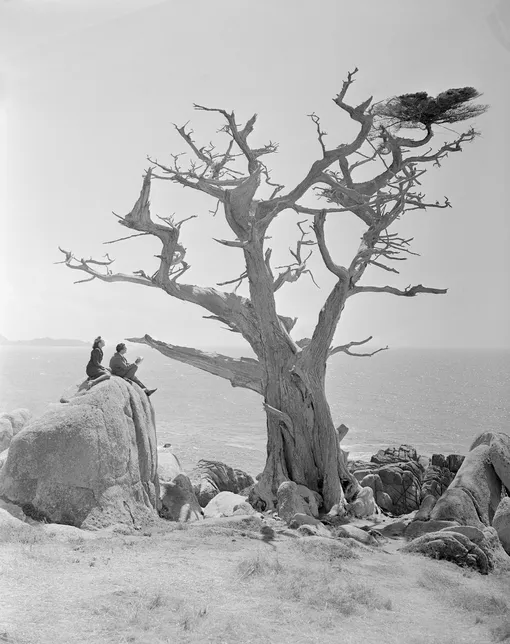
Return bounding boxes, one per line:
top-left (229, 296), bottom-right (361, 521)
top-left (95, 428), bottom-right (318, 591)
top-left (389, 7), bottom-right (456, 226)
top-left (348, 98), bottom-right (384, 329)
top-left (419, 442), bottom-right (503, 529)
top-left (403, 431), bottom-right (510, 573)
top-left (401, 528), bottom-right (493, 574)
top-left (350, 444), bottom-right (466, 517)
top-left (189, 460), bottom-right (254, 507)
top-left (0, 377), bottom-right (159, 529)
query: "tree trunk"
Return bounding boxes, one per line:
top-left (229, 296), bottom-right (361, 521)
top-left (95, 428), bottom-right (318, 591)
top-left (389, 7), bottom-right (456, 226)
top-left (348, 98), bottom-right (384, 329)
top-left (250, 353), bottom-right (359, 513)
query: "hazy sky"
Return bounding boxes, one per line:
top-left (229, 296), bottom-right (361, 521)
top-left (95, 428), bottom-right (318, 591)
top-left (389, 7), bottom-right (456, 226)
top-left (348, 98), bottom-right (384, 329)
top-left (1, 0), bottom-right (509, 350)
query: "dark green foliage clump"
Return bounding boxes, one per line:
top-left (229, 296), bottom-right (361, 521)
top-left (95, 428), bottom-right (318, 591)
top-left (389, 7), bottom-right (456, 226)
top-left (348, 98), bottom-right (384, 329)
top-left (373, 87), bottom-right (488, 130)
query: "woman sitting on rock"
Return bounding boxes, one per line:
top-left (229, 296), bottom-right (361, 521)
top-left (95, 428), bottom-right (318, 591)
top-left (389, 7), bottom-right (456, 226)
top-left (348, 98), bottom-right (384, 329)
top-left (85, 336), bottom-right (111, 385)
top-left (109, 343), bottom-right (157, 397)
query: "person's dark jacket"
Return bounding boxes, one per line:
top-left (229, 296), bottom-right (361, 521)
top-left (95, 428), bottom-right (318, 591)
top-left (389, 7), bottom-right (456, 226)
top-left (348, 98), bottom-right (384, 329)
top-left (109, 352), bottom-right (135, 377)
top-left (86, 347), bottom-right (108, 379)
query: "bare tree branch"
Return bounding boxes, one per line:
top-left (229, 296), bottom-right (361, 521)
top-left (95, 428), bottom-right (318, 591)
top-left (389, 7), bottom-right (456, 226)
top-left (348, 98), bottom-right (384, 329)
top-left (127, 334), bottom-right (264, 394)
top-left (328, 336), bottom-right (389, 358)
top-left (404, 128), bottom-right (477, 166)
top-left (59, 172), bottom-right (264, 350)
top-left (149, 158), bottom-right (227, 201)
top-left (193, 105), bottom-right (277, 175)
top-left (217, 270), bottom-right (249, 293)
top-left (60, 244), bottom-right (262, 349)
top-left (255, 69), bottom-right (373, 221)
top-left (309, 112), bottom-right (327, 156)
top-left (350, 284), bottom-right (448, 297)
top-left (104, 232), bottom-right (150, 245)
top-left (58, 247), bottom-right (155, 288)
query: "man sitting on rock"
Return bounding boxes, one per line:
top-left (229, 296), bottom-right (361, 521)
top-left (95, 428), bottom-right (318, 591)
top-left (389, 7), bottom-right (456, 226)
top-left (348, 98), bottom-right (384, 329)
top-left (109, 343), bottom-right (157, 397)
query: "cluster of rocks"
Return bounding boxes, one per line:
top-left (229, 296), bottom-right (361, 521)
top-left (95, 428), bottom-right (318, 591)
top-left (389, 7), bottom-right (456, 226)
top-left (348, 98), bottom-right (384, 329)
top-left (157, 446), bottom-right (255, 522)
top-left (1, 377), bottom-right (510, 577)
top-left (348, 444), bottom-right (464, 517)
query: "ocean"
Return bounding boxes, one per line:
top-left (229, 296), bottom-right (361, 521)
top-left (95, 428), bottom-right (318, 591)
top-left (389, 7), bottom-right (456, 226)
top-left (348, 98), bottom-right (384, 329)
top-left (0, 346), bottom-right (508, 476)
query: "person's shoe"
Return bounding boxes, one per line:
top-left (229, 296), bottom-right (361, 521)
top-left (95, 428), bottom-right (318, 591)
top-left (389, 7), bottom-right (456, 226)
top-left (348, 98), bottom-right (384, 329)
top-left (145, 388), bottom-right (157, 397)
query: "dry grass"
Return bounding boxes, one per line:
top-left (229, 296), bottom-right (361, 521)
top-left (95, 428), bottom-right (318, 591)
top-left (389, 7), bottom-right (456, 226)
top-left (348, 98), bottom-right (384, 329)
top-left (418, 563), bottom-right (510, 641)
top-left (236, 552), bottom-right (284, 578)
top-left (0, 522), bottom-right (49, 545)
top-left (239, 553), bottom-right (391, 616)
top-left (0, 518), bottom-right (509, 644)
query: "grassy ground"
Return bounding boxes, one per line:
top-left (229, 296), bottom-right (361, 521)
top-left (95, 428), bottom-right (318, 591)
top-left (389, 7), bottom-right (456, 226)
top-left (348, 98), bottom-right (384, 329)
top-left (1, 516), bottom-right (509, 644)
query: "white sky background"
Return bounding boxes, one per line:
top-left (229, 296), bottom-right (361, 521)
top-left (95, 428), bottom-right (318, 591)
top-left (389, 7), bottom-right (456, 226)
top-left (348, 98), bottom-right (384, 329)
top-left (0, 0), bottom-right (509, 350)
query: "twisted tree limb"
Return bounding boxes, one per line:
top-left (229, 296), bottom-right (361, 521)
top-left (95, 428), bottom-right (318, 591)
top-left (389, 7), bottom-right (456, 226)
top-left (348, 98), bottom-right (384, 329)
top-left (127, 334), bottom-right (264, 394)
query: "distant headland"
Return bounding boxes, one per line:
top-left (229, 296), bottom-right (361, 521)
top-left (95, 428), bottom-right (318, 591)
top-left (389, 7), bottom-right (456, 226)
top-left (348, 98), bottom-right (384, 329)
top-left (0, 334), bottom-right (89, 347)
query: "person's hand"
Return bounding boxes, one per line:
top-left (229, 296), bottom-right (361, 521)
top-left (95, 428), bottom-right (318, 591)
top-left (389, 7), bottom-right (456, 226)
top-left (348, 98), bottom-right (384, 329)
top-left (135, 356), bottom-right (143, 364)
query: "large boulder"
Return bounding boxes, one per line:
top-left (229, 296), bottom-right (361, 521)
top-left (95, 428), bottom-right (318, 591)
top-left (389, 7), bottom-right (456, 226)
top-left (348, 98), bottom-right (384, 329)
top-left (189, 460), bottom-right (255, 507)
top-left (0, 377), bottom-right (159, 529)
top-left (0, 409), bottom-right (32, 452)
top-left (400, 529), bottom-right (493, 574)
top-left (403, 525), bottom-right (510, 575)
top-left (428, 443), bottom-right (502, 528)
top-left (405, 432), bottom-right (510, 561)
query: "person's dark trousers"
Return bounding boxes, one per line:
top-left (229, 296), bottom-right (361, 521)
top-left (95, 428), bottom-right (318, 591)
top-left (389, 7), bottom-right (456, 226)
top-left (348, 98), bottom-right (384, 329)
top-left (123, 364), bottom-right (146, 390)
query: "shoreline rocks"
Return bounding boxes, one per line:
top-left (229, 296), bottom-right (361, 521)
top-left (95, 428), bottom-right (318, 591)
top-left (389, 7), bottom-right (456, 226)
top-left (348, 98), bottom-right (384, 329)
top-left (349, 444), bottom-right (465, 517)
top-left (401, 431), bottom-right (510, 573)
top-left (2, 385), bottom-right (509, 579)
